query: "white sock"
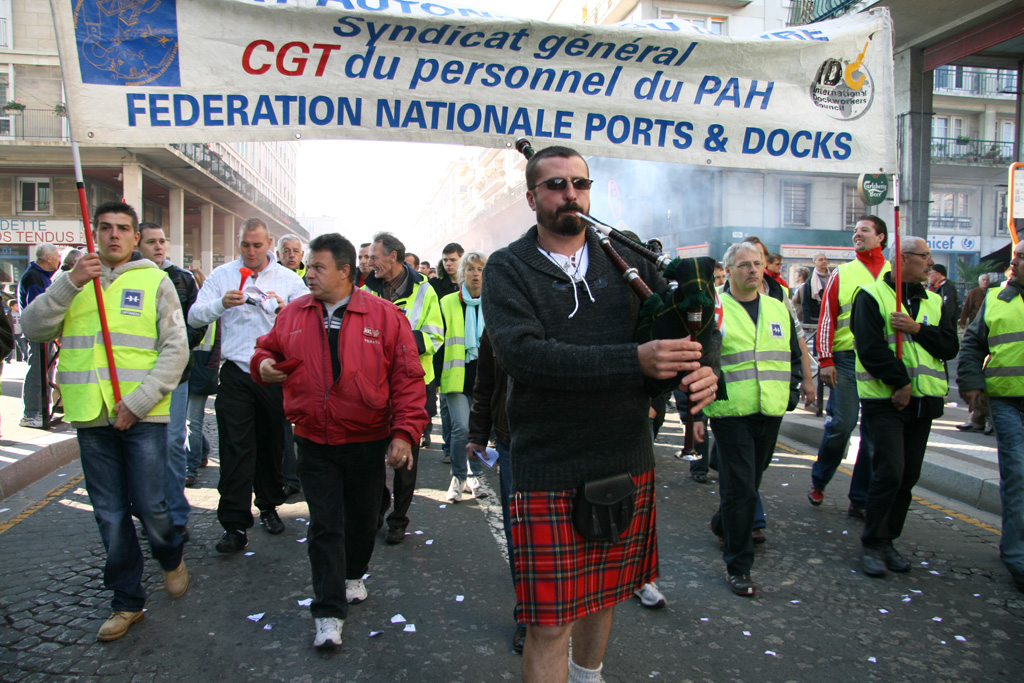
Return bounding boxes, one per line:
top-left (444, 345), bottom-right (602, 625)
top-left (568, 659), bottom-right (603, 683)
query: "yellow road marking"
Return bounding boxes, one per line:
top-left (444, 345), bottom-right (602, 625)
top-left (774, 442), bottom-right (1001, 536)
top-left (0, 473), bottom-right (85, 536)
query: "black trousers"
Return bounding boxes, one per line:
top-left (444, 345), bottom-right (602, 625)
top-left (298, 437), bottom-right (388, 620)
top-left (215, 362), bottom-right (286, 532)
top-left (860, 400), bottom-right (932, 549)
top-left (709, 413), bottom-right (782, 575)
top-left (381, 444), bottom-right (419, 531)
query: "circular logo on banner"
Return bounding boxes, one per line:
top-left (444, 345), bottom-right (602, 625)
top-left (810, 41), bottom-right (874, 121)
top-left (857, 173), bottom-right (889, 205)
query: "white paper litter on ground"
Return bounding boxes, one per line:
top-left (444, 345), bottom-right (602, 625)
top-left (868, 657), bottom-right (877, 663)
top-left (244, 552), bottom-right (255, 557)
top-left (765, 651), bottom-right (776, 657)
top-left (902, 597), bottom-right (911, 603)
top-left (404, 624), bottom-right (416, 632)
top-left (973, 593), bottom-right (981, 597)
top-left (297, 538), bottom-right (307, 543)
top-left (439, 504), bottom-right (447, 509)
top-left (700, 618), bottom-right (709, 621)
top-left (297, 518), bottom-right (306, 522)
top-left (297, 598), bottom-right (312, 606)
top-left (362, 573), bottom-right (370, 580)
top-left (790, 600), bottom-right (800, 604)
top-left (932, 617), bottom-right (943, 622)
top-left (955, 635), bottom-right (966, 642)
top-left (910, 589), bottom-right (923, 593)
top-left (743, 631), bottom-right (751, 637)
top-left (58, 473), bottom-right (67, 477)
top-left (0, 508), bottom-right (8, 513)
top-left (781, 483), bottom-right (789, 487)
top-left (842, 530), bottom-right (848, 535)
top-left (414, 530), bottom-right (424, 535)
top-left (456, 595), bottom-right (464, 602)
top-left (878, 609), bottom-right (888, 614)
top-left (929, 570), bottom-right (940, 575)
top-left (369, 631), bottom-right (382, 637)
top-left (247, 613), bottom-right (265, 622)
top-left (391, 614), bottom-right (406, 624)
top-left (426, 539), bottom-right (434, 545)
top-left (263, 624), bottom-right (273, 631)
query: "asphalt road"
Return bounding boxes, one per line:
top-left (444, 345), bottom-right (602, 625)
top-left (1, 404), bottom-right (1022, 683)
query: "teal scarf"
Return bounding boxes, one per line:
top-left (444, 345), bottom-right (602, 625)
top-left (462, 284), bottom-right (485, 362)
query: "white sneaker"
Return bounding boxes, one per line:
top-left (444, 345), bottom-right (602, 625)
top-left (634, 582), bottom-right (667, 609)
top-left (345, 579), bottom-right (367, 604)
top-left (19, 416), bottom-right (43, 428)
top-left (446, 476), bottom-right (463, 503)
top-left (464, 476), bottom-right (488, 499)
top-left (313, 617), bottom-right (343, 648)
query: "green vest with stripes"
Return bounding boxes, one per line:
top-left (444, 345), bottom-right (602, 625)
top-left (439, 291), bottom-right (468, 394)
top-left (363, 276), bottom-right (442, 383)
top-left (58, 267), bottom-right (171, 422)
top-left (704, 292), bottom-right (792, 418)
top-left (835, 258), bottom-right (891, 352)
top-left (196, 320), bottom-right (217, 352)
top-left (854, 282), bottom-right (947, 398)
top-left (982, 287), bottom-right (1024, 396)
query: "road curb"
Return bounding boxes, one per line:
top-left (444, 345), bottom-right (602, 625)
top-left (0, 436), bottom-right (79, 500)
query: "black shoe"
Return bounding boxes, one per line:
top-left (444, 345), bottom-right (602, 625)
top-left (420, 433), bottom-right (431, 449)
top-left (862, 547), bottom-right (887, 577)
top-left (847, 504), bottom-right (866, 520)
top-left (512, 624), bottom-right (527, 654)
top-left (727, 573), bottom-right (755, 596)
top-left (385, 527), bottom-right (406, 545)
top-left (199, 453), bottom-right (209, 468)
top-left (985, 424), bottom-right (995, 436)
top-left (185, 474), bottom-right (197, 488)
top-left (752, 529), bottom-right (766, 545)
top-left (691, 472), bottom-right (708, 484)
top-left (884, 545), bottom-right (911, 573)
top-left (1011, 573), bottom-right (1024, 593)
top-left (955, 421), bottom-right (985, 433)
top-left (175, 525), bottom-right (190, 544)
top-left (259, 509), bottom-right (285, 535)
top-left (283, 484), bottom-right (302, 499)
top-left (216, 530), bottom-right (248, 554)
top-left (441, 451), bottom-right (451, 464)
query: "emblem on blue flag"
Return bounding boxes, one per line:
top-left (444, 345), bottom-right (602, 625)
top-left (73, 0), bottom-right (181, 87)
top-left (770, 322), bottom-right (783, 338)
top-left (121, 289), bottom-right (145, 310)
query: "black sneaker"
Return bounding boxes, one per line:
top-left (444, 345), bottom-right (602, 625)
top-left (691, 472), bottom-right (708, 484)
top-left (512, 624), bottom-right (527, 654)
top-left (884, 545), bottom-right (911, 573)
top-left (216, 530), bottom-right (248, 554)
top-left (385, 527), bottom-right (406, 545)
top-left (259, 509), bottom-right (285, 535)
top-left (727, 573), bottom-right (756, 596)
top-left (847, 504), bottom-right (866, 520)
top-left (862, 547), bottom-right (886, 577)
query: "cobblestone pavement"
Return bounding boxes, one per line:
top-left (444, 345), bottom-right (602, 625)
top-left (1, 404), bottom-right (1023, 682)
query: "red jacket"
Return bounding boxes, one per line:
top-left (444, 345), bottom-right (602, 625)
top-left (251, 289), bottom-right (427, 447)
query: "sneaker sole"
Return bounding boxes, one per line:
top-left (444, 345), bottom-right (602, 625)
top-left (314, 637), bottom-right (342, 648)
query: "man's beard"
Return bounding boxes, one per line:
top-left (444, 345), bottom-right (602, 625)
top-left (543, 202), bottom-right (586, 236)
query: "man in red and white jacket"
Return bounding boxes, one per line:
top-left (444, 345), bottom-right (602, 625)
top-left (251, 233), bottom-right (427, 650)
top-left (809, 216), bottom-right (890, 518)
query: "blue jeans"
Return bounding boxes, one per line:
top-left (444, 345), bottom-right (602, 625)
top-left (185, 392), bottom-right (211, 477)
top-left (23, 341), bottom-right (50, 418)
top-left (811, 350), bottom-right (873, 507)
top-left (78, 422), bottom-right (183, 612)
top-left (990, 398), bottom-right (1024, 579)
top-left (166, 381), bottom-right (190, 526)
top-left (440, 392), bottom-right (451, 453)
top-left (446, 392), bottom-right (482, 481)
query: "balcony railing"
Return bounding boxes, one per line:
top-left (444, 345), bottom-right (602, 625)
top-left (931, 137), bottom-right (1013, 165)
top-left (928, 216), bottom-right (973, 234)
top-left (934, 67), bottom-right (1017, 98)
top-left (0, 108), bottom-right (69, 141)
top-left (788, 0), bottom-right (859, 25)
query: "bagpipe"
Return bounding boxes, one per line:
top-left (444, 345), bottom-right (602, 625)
top-left (515, 139), bottom-right (719, 459)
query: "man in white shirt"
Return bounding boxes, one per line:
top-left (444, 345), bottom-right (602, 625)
top-left (188, 218), bottom-right (309, 553)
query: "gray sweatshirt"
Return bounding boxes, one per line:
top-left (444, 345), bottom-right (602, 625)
top-left (20, 257), bottom-right (189, 428)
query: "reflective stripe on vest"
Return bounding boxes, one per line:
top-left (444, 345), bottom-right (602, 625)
top-left (58, 268), bottom-right (171, 422)
top-left (983, 288), bottom-right (1024, 396)
top-left (704, 293), bottom-right (792, 418)
top-left (834, 259), bottom-right (890, 351)
top-left (439, 292), bottom-right (467, 393)
top-left (855, 282), bottom-right (947, 398)
top-left (196, 320), bottom-right (217, 352)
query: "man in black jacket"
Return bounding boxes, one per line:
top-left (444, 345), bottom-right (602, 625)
top-left (928, 264), bottom-right (959, 324)
top-left (138, 222), bottom-right (205, 538)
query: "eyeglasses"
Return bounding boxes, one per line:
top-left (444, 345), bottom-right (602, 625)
top-left (903, 252), bottom-right (931, 258)
top-left (529, 177), bottom-right (593, 192)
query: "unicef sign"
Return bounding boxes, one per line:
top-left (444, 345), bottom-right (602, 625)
top-left (926, 235), bottom-right (981, 253)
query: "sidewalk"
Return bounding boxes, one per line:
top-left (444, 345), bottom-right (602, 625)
top-left (0, 360), bottom-right (78, 500)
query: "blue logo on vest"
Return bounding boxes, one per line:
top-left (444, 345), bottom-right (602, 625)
top-left (121, 289), bottom-right (144, 316)
top-left (73, 0), bottom-right (181, 87)
top-left (770, 322), bottom-right (784, 338)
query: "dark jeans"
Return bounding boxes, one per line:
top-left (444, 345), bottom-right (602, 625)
top-left (710, 414), bottom-right (782, 575)
top-left (860, 400), bottom-right (932, 549)
top-left (812, 350), bottom-right (873, 507)
top-left (215, 363), bottom-right (286, 532)
top-left (381, 443), bottom-right (419, 531)
top-left (298, 437), bottom-right (388, 620)
top-left (78, 422), bottom-right (183, 612)
top-left (282, 420), bottom-right (301, 490)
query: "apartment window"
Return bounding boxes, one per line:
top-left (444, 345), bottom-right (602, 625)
top-left (997, 190), bottom-right (1009, 236)
top-left (17, 178), bottom-right (51, 214)
top-left (929, 190), bottom-right (971, 232)
top-left (782, 182), bottom-right (810, 227)
top-left (842, 184), bottom-right (867, 230)
top-left (658, 9), bottom-right (726, 35)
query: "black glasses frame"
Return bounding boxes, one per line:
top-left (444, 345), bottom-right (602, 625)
top-left (529, 177), bottom-right (594, 192)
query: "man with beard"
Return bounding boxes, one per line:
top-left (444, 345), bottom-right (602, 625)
top-left (482, 146), bottom-right (719, 683)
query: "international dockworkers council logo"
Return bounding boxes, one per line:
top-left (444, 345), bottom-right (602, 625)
top-left (809, 39), bottom-right (874, 121)
top-left (72, 0), bottom-right (181, 87)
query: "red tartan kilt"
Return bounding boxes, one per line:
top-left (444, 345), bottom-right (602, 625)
top-left (511, 469), bottom-right (659, 626)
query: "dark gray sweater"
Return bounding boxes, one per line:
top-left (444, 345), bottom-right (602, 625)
top-left (482, 226), bottom-right (668, 491)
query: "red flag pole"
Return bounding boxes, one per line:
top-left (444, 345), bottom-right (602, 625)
top-left (893, 174), bottom-right (902, 360)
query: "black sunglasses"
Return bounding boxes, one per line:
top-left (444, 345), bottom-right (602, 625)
top-left (530, 177), bottom-right (594, 192)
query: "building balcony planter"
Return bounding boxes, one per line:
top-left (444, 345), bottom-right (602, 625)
top-left (53, 103), bottom-right (67, 117)
top-left (3, 100), bottom-right (25, 115)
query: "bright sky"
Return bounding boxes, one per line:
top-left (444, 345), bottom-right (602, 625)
top-left (295, 0), bottom-right (556, 250)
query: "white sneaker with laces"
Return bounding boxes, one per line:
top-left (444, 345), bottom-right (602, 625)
top-left (446, 476), bottom-right (463, 503)
top-left (464, 476), bottom-right (488, 499)
top-left (634, 582), bottom-right (667, 609)
top-left (345, 579), bottom-right (367, 604)
top-left (19, 416), bottom-right (43, 428)
top-left (313, 617), bottom-right (343, 648)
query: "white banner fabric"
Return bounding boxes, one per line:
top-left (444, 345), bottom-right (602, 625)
top-left (50, 0), bottom-right (896, 172)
